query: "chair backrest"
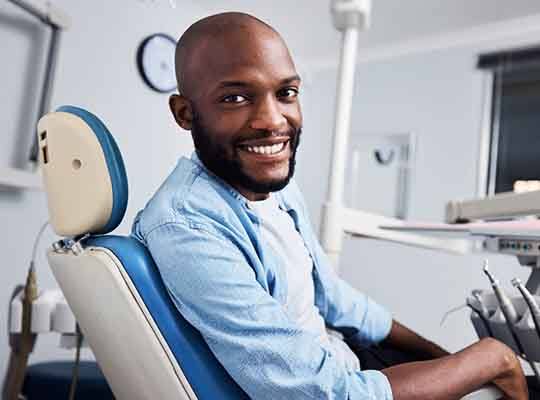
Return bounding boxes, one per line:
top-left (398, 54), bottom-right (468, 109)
top-left (37, 106), bottom-right (249, 400)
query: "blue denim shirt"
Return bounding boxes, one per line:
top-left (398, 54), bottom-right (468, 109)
top-left (131, 153), bottom-right (394, 400)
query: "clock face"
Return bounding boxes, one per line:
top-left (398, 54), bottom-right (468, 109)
top-left (137, 33), bottom-right (177, 93)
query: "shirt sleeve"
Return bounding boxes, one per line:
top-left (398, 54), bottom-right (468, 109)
top-left (145, 221), bottom-right (393, 400)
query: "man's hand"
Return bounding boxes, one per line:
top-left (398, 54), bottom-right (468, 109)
top-left (382, 337), bottom-right (528, 400)
top-left (490, 341), bottom-right (529, 400)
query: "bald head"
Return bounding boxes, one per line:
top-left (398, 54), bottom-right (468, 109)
top-left (175, 12), bottom-right (292, 97)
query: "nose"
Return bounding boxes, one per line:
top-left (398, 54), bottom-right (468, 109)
top-left (249, 95), bottom-right (288, 133)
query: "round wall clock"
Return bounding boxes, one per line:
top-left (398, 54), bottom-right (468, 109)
top-left (137, 33), bottom-right (177, 93)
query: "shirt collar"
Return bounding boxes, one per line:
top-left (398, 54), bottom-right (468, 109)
top-left (190, 151), bottom-right (253, 207)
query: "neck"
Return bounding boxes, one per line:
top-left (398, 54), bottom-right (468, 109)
top-left (193, 151), bottom-right (270, 201)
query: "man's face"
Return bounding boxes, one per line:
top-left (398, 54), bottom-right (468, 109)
top-left (174, 28), bottom-right (303, 200)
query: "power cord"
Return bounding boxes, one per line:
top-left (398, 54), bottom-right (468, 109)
top-left (439, 303), bottom-right (467, 326)
top-left (68, 325), bottom-right (83, 400)
top-left (29, 221), bottom-right (50, 274)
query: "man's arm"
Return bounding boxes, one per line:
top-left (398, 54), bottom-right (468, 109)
top-left (311, 267), bottom-right (527, 399)
top-left (382, 320), bottom-right (449, 360)
top-left (304, 226), bottom-right (526, 398)
top-left (382, 337), bottom-right (528, 400)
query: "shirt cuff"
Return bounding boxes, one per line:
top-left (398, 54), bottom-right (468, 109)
top-left (374, 305), bottom-right (393, 344)
top-left (356, 370), bottom-right (394, 400)
top-left (350, 299), bottom-right (393, 346)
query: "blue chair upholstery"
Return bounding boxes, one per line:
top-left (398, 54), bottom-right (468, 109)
top-left (22, 361), bottom-right (114, 400)
top-left (85, 236), bottom-right (249, 399)
top-left (47, 106), bottom-right (249, 399)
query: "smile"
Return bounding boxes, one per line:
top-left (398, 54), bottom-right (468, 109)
top-left (241, 140), bottom-right (289, 156)
top-left (245, 142), bottom-right (285, 155)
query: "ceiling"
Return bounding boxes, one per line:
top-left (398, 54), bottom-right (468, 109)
top-left (195, 0), bottom-right (540, 64)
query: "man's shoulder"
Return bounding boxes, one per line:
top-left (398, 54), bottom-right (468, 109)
top-left (131, 156), bottom-right (239, 240)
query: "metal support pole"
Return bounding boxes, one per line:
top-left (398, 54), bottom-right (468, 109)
top-left (30, 26), bottom-right (62, 160)
top-left (321, 27), bottom-right (359, 268)
top-left (321, 0), bottom-right (371, 269)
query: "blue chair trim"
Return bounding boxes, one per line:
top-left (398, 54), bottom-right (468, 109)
top-left (56, 105), bottom-right (128, 234)
top-left (84, 235), bottom-right (250, 400)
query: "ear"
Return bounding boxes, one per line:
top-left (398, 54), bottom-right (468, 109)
top-left (169, 94), bottom-right (194, 130)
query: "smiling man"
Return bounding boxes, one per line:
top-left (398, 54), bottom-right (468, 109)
top-left (171, 12), bottom-right (302, 200)
top-left (131, 12), bottom-right (528, 400)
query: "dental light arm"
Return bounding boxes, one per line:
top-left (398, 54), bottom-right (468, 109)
top-left (322, 0), bottom-right (371, 267)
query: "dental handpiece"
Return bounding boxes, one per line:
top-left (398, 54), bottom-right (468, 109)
top-left (469, 290), bottom-right (493, 337)
top-left (483, 261), bottom-right (540, 383)
top-left (483, 261), bottom-right (518, 323)
top-left (483, 262), bottom-right (525, 352)
top-left (467, 296), bottom-right (493, 338)
top-left (471, 289), bottom-right (492, 319)
top-left (512, 278), bottom-right (540, 384)
top-left (512, 278), bottom-right (540, 339)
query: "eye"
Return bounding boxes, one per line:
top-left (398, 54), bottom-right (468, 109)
top-left (221, 94), bottom-right (247, 104)
top-left (278, 87), bottom-right (299, 100)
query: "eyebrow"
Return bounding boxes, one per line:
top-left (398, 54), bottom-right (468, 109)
top-left (216, 74), bottom-right (302, 89)
top-left (280, 74), bottom-right (302, 85)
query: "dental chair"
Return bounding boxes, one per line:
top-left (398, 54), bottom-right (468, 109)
top-left (37, 106), bottom-right (500, 400)
top-left (37, 105), bottom-right (249, 400)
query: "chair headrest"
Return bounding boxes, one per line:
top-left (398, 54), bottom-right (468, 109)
top-left (37, 106), bottom-right (128, 237)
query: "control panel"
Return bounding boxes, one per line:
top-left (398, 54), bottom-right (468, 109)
top-left (484, 237), bottom-right (540, 256)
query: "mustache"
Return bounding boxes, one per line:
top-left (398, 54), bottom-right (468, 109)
top-left (234, 127), bottom-right (301, 145)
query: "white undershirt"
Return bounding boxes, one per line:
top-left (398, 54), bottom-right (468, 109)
top-left (248, 195), bottom-right (360, 371)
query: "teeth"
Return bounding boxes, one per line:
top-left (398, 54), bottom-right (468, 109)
top-left (245, 142), bottom-right (285, 155)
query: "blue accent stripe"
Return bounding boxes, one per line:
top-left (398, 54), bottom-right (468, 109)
top-left (56, 106), bottom-right (128, 234)
top-left (84, 236), bottom-right (250, 400)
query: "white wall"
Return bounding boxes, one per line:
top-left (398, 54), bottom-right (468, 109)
top-left (3, 0), bottom-right (540, 385)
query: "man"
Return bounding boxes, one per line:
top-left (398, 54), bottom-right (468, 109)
top-left (131, 12), bottom-right (528, 399)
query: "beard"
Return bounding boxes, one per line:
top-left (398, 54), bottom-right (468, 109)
top-left (190, 112), bottom-right (301, 194)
